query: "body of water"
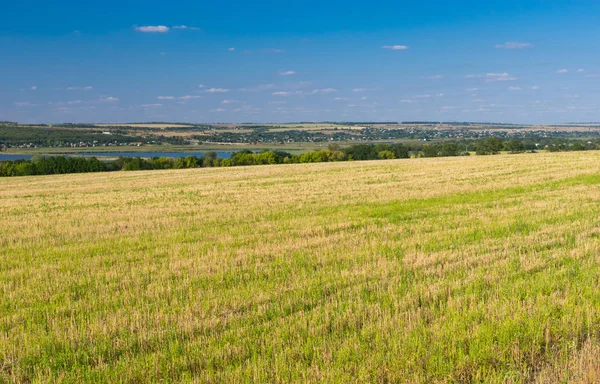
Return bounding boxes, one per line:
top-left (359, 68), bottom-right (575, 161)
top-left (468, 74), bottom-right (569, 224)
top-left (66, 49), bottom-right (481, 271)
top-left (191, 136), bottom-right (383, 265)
top-left (0, 152), bottom-right (234, 161)
top-left (0, 154), bottom-right (33, 161)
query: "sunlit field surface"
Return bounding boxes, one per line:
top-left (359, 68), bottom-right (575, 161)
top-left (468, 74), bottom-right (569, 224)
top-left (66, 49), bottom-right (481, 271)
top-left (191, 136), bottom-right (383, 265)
top-left (3, 152), bottom-right (600, 382)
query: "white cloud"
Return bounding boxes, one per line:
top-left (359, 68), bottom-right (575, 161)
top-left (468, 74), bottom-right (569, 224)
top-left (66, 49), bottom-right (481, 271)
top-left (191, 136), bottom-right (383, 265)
top-left (262, 48), bottom-right (285, 53)
top-left (134, 25), bottom-right (169, 33)
top-left (466, 73), bottom-right (516, 81)
top-left (428, 75), bottom-right (443, 80)
top-left (272, 92), bottom-right (289, 96)
top-left (67, 100), bottom-right (82, 104)
top-left (531, 86), bottom-right (540, 90)
top-left (556, 69), bottom-right (568, 74)
top-left (30, 86), bottom-right (37, 90)
top-left (280, 71), bottom-right (296, 76)
top-left (400, 99), bottom-right (416, 103)
top-left (221, 100), bottom-right (235, 104)
top-left (416, 94), bottom-right (432, 98)
top-left (157, 96), bottom-right (175, 100)
top-left (382, 45), bottom-right (408, 50)
top-left (310, 88), bottom-right (338, 94)
top-left (334, 97), bottom-right (349, 100)
top-left (205, 88), bottom-right (229, 93)
top-left (495, 42), bottom-right (533, 49)
top-left (228, 48), bottom-right (235, 52)
top-left (172, 25), bottom-right (200, 30)
top-left (99, 96), bottom-right (119, 102)
top-left (508, 86), bottom-right (521, 91)
top-left (213, 108), bottom-right (226, 112)
top-left (462, 107), bottom-right (490, 112)
top-left (361, 96), bottom-right (368, 100)
top-left (352, 88), bottom-right (375, 92)
top-left (198, 84), bottom-right (205, 88)
top-left (15, 101), bottom-right (34, 107)
top-left (465, 88), bottom-right (478, 91)
top-left (67, 86), bottom-right (93, 90)
top-left (577, 68), bottom-right (585, 73)
top-left (485, 73), bottom-right (517, 82)
top-left (178, 95), bottom-right (201, 100)
top-left (141, 103), bottom-right (162, 108)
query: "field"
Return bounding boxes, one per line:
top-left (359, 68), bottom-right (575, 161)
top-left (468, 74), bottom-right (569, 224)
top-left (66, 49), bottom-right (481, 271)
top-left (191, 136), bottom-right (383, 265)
top-left (3, 152), bottom-right (600, 382)
top-left (93, 124), bottom-right (195, 129)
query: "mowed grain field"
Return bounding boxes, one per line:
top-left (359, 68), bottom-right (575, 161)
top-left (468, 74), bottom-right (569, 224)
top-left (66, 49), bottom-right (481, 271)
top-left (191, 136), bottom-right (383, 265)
top-left (3, 152), bottom-right (600, 383)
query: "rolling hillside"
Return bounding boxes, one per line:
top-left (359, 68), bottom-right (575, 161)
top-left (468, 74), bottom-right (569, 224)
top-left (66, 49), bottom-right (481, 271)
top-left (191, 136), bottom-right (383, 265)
top-left (2, 152), bottom-right (600, 382)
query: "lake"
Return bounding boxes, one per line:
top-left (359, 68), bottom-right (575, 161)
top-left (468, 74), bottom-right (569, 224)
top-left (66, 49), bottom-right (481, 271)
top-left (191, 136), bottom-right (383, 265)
top-left (0, 152), bottom-right (235, 161)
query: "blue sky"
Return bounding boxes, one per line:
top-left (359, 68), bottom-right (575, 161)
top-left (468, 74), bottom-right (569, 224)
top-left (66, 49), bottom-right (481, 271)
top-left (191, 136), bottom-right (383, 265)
top-left (2, 0), bottom-right (600, 124)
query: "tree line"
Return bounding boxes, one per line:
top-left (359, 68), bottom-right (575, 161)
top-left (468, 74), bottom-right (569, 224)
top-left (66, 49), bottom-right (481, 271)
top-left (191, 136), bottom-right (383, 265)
top-left (0, 138), bottom-right (597, 177)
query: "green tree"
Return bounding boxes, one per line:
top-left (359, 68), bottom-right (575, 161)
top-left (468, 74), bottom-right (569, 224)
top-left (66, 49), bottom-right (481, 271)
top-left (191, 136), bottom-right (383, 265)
top-left (439, 143), bottom-right (460, 157)
top-left (505, 139), bottom-right (524, 154)
top-left (378, 150), bottom-right (396, 159)
top-left (422, 144), bottom-right (439, 157)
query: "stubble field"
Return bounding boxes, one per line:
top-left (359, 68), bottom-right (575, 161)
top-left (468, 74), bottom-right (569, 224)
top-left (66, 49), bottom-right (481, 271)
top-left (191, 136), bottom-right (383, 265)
top-left (2, 152), bottom-right (600, 382)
